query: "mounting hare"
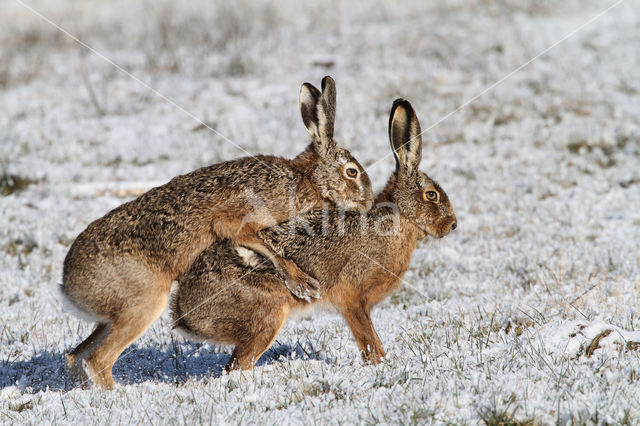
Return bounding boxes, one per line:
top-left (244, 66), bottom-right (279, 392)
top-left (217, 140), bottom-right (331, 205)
top-left (61, 76), bottom-right (373, 389)
top-left (172, 99), bottom-right (457, 370)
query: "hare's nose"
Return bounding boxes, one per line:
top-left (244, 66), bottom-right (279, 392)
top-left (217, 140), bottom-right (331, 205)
top-left (450, 222), bottom-right (457, 231)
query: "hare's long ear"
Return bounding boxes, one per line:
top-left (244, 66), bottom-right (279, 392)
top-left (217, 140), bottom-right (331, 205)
top-left (389, 98), bottom-right (422, 175)
top-left (300, 76), bottom-right (337, 157)
top-left (300, 82), bottom-right (322, 140)
top-left (317, 76), bottom-right (336, 143)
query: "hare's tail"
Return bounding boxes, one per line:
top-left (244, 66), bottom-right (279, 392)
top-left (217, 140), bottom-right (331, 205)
top-left (59, 283), bottom-right (108, 323)
top-left (168, 283), bottom-right (185, 330)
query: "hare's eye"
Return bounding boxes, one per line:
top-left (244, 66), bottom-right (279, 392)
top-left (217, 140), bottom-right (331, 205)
top-left (423, 190), bottom-right (439, 202)
top-left (345, 167), bottom-right (359, 178)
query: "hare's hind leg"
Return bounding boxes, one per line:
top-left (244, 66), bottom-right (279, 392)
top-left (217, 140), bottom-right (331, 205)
top-left (67, 323), bottom-right (110, 388)
top-left (85, 288), bottom-right (170, 390)
top-left (225, 304), bottom-right (290, 371)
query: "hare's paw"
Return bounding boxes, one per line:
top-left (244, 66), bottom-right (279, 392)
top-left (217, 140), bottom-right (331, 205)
top-left (285, 272), bottom-right (321, 301)
top-left (278, 258), bottom-right (321, 300)
top-left (66, 354), bottom-right (90, 389)
top-left (86, 355), bottom-right (115, 390)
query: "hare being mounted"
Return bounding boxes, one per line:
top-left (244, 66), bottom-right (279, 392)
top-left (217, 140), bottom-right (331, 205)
top-left (60, 76), bottom-right (374, 389)
top-left (171, 99), bottom-right (457, 370)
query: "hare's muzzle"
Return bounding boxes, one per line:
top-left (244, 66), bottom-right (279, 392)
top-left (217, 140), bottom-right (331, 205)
top-left (428, 216), bottom-right (457, 239)
top-left (443, 216), bottom-right (457, 236)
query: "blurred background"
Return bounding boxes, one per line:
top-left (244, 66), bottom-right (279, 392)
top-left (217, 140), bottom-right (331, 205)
top-left (2, 0), bottom-right (637, 186)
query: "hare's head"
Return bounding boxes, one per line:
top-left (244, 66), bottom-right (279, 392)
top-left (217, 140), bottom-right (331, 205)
top-left (385, 99), bottom-right (456, 239)
top-left (300, 76), bottom-right (373, 211)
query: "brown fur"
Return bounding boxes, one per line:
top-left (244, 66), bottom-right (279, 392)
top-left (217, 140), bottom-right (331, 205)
top-left (172, 99), bottom-right (457, 370)
top-left (61, 76), bottom-right (374, 389)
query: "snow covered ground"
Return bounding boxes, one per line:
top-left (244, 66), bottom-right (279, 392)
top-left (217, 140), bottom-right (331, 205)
top-left (1, 0), bottom-right (639, 423)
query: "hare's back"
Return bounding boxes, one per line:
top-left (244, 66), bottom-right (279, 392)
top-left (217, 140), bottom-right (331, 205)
top-left (65, 154), bottom-right (296, 271)
top-left (258, 209), bottom-right (379, 287)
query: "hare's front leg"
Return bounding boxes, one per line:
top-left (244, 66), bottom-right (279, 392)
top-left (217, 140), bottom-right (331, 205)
top-left (237, 235), bottom-right (321, 301)
top-left (341, 305), bottom-right (385, 364)
top-left (276, 255), bottom-right (321, 301)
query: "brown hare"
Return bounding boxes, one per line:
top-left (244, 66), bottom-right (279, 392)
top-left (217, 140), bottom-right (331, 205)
top-left (61, 76), bottom-right (374, 389)
top-left (171, 99), bottom-right (457, 370)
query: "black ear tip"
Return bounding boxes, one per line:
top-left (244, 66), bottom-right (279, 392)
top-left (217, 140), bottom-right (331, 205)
top-left (301, 82), bottom-right (321, 99)
top-left (321, 76), bottom-right (335, 92)
top-left (390, 98), bottom-right (404, 116)
top-left (388, 98), bottom-right (416, 140)
top-left (391, 98), bottom-right (413, 116)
